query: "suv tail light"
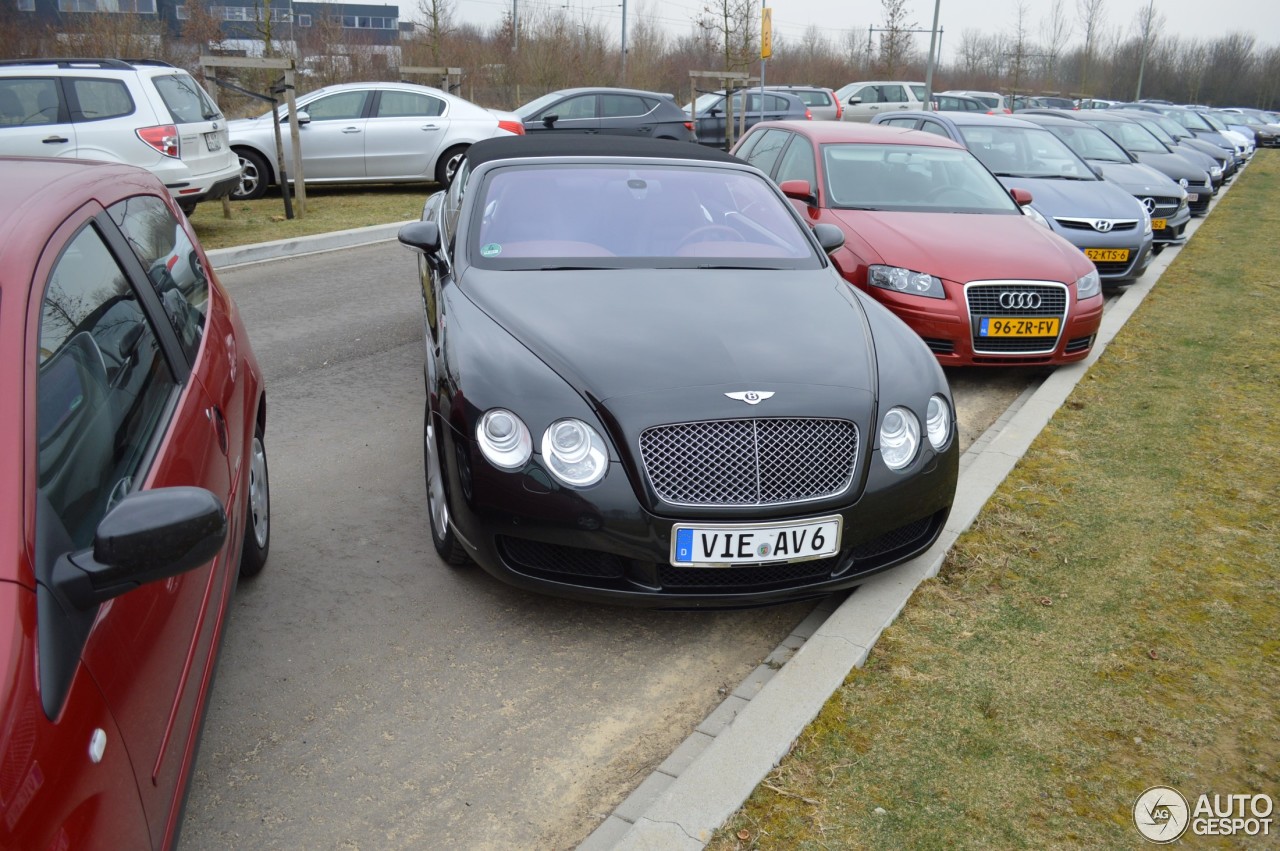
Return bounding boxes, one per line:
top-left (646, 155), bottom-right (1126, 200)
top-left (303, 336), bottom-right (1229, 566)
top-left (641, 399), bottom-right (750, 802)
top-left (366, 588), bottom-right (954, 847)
top-left (684, 121), bottom-right (695, 131)
top-left (805, 108), bottom-right (813, 120)
top-left (497, 119), bottom-right (525, 136)
top-left (834, 94), bottom-right (843, 120)
top-left (137, 124), bottom-right (180, 158)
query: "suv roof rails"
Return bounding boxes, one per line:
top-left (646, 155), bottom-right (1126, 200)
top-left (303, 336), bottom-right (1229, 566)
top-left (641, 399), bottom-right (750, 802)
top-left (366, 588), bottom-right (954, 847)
top-left (123, 58), bottom-right (178, 68)
top-left (0, 58), bottom-right (135, 69)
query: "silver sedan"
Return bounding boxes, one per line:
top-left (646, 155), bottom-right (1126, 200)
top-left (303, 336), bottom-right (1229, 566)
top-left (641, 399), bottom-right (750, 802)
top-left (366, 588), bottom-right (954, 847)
top-left (229, 81), bottom-right (523, 199)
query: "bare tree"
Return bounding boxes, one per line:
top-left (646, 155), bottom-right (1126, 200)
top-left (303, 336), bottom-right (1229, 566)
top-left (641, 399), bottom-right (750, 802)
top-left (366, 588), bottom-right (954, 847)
top-left (1038, 0), bottom-right (1072, 93)
top-left (877, 0), bottom-right (915, 78)
top-left (1131, 0), bottom-right (1163, 100)
top-left (415, 0), bottom-right (454, 65)
top-left (1006, 0), bottom-right (1032, 95)
top-left (1076, 0), bottom-right (1106, 94)
top-left (695, 0), bottom-right (756, 74)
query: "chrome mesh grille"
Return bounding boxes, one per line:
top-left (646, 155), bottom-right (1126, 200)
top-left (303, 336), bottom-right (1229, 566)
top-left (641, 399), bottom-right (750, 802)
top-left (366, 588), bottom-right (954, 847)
top-left (639, 418), bottom-right (858, 507)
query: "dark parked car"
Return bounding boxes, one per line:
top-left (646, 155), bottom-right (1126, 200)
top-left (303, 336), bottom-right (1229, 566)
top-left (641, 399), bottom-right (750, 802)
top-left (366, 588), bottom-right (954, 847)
top-left (515, 87), bottom-right (696, 142)
top-left (397, 135), bottom-right (958, 606)
top-left (732, 121), bottom-right (1104, 367)
top-left (765, 85), bottom-right (842, 120)
top-left (0, 157), bottom-right (269, 847)
top-left (1020, 108), bottom-right (1215, 215)
top-left (1017, 113), bottom-right (1190, 251)
top-left (684, 88), bottom-right (810, 148)
top-left (1111, 108), bottom-right (1228, 192)
top-left (873, 111), bottom-right (1154, 284)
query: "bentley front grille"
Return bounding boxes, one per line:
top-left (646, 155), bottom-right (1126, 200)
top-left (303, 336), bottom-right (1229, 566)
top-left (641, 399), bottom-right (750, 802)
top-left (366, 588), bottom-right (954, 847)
top-left (639, 418), bottom-right (858, 507)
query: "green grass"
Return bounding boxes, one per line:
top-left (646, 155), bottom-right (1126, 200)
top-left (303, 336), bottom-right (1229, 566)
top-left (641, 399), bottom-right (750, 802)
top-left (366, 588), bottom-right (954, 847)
top-left (189, 184), bottom-right (428, 250)
top-left (711, 151), bottom-right (1280, 850)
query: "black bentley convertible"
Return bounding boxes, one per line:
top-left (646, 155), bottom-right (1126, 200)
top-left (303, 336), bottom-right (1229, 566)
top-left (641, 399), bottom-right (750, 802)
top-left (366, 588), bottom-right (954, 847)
top-left (398, 135), bottom-right (958, 607)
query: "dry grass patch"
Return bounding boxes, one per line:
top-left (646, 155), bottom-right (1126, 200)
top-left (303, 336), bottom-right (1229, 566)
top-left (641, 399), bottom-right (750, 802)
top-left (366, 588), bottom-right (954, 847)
top-left (190, 185), bottom-right (428, 250)
top-left (712, 151), bottom-right (1280, 850)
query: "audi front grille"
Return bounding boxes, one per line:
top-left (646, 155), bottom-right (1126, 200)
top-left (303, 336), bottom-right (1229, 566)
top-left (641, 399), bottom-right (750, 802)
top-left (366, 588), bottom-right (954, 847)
top-left (965, 281), bottom-right (1069, 356)
top-left (638, 418), bottom-right (858, 507)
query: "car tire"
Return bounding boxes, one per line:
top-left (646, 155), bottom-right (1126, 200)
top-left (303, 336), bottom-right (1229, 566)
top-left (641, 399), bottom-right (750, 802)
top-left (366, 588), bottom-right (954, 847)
top-left (239, 425), bottom-right (270, 578)
top-left (435, 144), bottom-right (468, 188)
top-left (232, 148), bottom-right (271, 201)
top-left (424, 405), bottom-right (470, 566)
top-left (178, 200), bottom-right (197, 216)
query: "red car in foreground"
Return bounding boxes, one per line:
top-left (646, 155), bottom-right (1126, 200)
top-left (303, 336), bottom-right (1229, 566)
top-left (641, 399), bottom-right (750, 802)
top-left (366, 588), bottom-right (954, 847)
top-left (0, 157), bottom-right (269, 848)
top-left (732, 121), bottom-right (1104, 366)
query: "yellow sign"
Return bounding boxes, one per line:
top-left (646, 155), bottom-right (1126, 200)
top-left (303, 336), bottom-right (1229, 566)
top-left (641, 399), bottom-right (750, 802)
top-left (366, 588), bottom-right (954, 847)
top-left (761, 7), bottom-right (772, 59)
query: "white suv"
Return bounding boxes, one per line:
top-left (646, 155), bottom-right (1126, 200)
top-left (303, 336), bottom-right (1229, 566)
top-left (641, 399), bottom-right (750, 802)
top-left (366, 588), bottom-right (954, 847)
top-left (0, 58), bottom-right (242, 214)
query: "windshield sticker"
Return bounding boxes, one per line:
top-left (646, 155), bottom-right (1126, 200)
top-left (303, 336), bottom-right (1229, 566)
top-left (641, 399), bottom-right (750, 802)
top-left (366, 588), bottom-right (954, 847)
top-left (480, 243), bottom-right (502, 258)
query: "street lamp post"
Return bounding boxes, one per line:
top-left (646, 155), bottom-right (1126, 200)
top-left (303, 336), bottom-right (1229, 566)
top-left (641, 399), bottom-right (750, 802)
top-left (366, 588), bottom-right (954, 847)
top-left (1134, 0), bottom-right (1156, 101)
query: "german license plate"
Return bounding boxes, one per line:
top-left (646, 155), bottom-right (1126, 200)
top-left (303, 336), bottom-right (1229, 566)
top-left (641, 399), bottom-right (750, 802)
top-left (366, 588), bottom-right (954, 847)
top-left (1151, 218), bottom-right (1167, 229)
top-left (1084, 248), bottom-right (1130, 262)
top-left (979, 317), bottom-right (1061, 337)
top-left (671, 516), bottom-right (842, 567)
top-left (204, 131), bottom-right (222, 151)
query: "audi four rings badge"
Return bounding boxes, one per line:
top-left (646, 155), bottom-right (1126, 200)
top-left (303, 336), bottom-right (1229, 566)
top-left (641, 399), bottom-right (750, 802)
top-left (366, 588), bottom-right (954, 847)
top-left (725, 391), bottom-right (775, 405)
top-left (999, 292), bottom-right (1043, 309)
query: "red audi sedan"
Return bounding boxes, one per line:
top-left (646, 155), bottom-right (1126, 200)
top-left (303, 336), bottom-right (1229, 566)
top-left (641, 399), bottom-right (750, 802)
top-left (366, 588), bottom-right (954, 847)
top-left (0, 157), bottom-right (269, 848)
top-left (732, 121), bottom-right (1104, 366)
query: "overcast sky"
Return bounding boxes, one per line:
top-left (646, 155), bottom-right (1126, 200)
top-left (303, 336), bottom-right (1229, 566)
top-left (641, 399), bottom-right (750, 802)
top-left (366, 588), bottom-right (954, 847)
top-left (444, 0), bottom-right (1280, 62)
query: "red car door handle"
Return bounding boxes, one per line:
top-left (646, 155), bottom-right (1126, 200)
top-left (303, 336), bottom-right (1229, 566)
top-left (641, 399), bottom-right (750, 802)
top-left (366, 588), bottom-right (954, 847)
top-left (207, 406), bottom-right (229, 454)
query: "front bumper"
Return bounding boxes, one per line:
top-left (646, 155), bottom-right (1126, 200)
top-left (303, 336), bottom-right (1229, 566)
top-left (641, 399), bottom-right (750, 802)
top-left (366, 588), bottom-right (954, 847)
top-left (867, 283), bottom-right (1104, 367)
top-left (1051, 222), bottom-right (1154, 283)
top-left (441, 423), bottom-right (959, 608)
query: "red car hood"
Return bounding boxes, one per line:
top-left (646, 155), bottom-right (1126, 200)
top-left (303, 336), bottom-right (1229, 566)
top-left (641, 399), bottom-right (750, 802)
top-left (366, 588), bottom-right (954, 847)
top-left (830, 209), bottom-right (1095, 284)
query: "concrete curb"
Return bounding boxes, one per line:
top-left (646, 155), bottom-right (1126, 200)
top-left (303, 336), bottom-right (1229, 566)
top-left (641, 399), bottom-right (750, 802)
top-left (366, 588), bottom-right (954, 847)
top-left (205, 220), bottom-right (410, 270)
top-left (581, 175), bottom-right (1236, 850)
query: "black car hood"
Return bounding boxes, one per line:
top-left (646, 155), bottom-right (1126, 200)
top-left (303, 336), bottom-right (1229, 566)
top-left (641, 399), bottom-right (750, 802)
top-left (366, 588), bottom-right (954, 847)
top-left (460, 267), bottom-right (878, 406)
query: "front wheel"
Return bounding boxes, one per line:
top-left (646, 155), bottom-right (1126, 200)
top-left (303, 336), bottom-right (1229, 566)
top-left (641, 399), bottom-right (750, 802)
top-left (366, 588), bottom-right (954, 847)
top-left (232, 148), bottom-right (271, 201)
top-left (425, 406), bottom-right (470, 566)
top-left (239, 426), bottom-right (270, 577)
top-left (435, 144), bottom-right (468, 188)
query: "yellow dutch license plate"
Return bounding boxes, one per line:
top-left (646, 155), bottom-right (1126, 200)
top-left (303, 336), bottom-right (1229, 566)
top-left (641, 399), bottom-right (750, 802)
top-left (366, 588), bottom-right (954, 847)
top-left (1151, 218), bottom-right (1167, 229)
top-left (980, 317), bottom-right (1061, 337)
top-left (1085, 248), bottom-right (1130, 262)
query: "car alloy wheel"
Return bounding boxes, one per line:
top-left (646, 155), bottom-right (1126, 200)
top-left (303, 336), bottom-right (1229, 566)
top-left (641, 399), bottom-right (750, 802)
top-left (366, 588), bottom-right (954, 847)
top-left (424, 405), bottom-right (470, 565)
top-left (239, 429), bottom-right (270, 577)
top-left (232, 149), bottom-right (270, 201)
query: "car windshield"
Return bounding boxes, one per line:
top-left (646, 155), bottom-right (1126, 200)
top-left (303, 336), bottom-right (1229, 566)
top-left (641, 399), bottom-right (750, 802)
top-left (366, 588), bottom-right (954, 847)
top-left (1170, 109), bottom-right (1213, 132)
top-left (515, 92), bottom-right (567, 119)
top-left (686, 92), bottom-right (723, 113)
top-left (1087, 119), bottom-right (1167, 153)
top-left (1201, 112), bottom-right (1229, 131)
top-left (469, 163), bottom-right (819, 269)
top-left (1044, 123), bottom-right (1130, 162)
top-left (958, 125), bottom-right (1095, 179)
top-left (822, 144), bottom-right (1018, 212)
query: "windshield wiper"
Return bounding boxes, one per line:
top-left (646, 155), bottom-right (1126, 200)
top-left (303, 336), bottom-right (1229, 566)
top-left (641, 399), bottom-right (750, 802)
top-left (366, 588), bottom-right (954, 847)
top-left (538, 265), bottom-right (611, 271)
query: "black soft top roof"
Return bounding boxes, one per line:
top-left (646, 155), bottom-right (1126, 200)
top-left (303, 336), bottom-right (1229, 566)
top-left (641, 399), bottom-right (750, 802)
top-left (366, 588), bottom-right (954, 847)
top-left (465, 134), bottom-right (743, 168)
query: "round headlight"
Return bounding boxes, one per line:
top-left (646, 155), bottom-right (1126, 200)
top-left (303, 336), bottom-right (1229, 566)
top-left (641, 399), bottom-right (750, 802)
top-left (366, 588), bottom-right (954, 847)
top-left (542, 418), bottom-right (608, 487)
top-left (477, 409), bottom-right (532, 470)
top-left (926, 395), bottom-right (951, 450)
top-left (879, 406), bottom-right (920, 471)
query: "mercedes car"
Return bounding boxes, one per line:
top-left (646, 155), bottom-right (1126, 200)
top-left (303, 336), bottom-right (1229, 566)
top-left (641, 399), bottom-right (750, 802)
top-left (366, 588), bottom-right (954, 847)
top-left (397, 135), bottom-right (958, 607)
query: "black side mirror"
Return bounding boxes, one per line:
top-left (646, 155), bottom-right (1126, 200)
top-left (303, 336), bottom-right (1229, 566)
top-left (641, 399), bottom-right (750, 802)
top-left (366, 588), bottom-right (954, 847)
top-left (52, 487), bottom-right (227, 611)
top-left (399, 221), bottom-right (442, 254)
top-left (812, 223), bottom-right (845, 253)
top-left (542, 114), bottom-right (559, 128)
